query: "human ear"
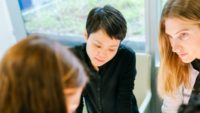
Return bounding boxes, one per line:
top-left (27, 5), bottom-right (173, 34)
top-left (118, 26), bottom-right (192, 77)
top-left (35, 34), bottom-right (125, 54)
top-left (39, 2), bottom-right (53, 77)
top-left (84, 30), bottom-right (88, 43)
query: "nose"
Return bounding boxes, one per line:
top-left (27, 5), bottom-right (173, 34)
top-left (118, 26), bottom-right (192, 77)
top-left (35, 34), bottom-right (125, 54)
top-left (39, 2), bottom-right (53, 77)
top-left (170, 39), bottom-right (182, 53)
top-left (97, 49), bottom-right (107, 58)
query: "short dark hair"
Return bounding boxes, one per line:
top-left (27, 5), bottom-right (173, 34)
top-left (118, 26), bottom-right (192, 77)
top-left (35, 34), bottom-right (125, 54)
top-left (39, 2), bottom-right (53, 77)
top-left (86, 5), bottom-right (127, 41)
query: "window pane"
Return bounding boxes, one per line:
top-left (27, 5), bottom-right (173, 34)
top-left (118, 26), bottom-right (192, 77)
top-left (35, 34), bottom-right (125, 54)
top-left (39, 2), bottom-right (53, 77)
top-left (156, 0), bottom-right (167, 66)
top-left (19, 0), bottom-right (145, 52)
top-left (162, 0), bottom-right (167, 6)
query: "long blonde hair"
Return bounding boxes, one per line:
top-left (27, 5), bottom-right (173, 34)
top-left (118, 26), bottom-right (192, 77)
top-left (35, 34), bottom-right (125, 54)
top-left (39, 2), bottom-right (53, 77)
top-left (158, 0), bottom-right (200, 96)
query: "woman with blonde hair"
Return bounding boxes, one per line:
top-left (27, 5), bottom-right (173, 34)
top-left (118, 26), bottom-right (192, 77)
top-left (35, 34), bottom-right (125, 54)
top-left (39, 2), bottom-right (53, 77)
top-left (0, 34), bottom-right (88, 113)
top-left (157, 0), bottom-right (200, 113)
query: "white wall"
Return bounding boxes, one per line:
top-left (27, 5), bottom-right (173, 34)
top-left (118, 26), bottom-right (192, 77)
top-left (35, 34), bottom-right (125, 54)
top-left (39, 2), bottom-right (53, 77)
top-left (0, 0), bottom-right (16, 59)
top-left (0, 0), bottom-right (26, 59)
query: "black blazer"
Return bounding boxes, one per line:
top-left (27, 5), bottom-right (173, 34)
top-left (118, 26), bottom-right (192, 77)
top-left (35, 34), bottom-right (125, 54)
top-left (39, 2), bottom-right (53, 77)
top-left (70, 43), bottom-right (139, 113)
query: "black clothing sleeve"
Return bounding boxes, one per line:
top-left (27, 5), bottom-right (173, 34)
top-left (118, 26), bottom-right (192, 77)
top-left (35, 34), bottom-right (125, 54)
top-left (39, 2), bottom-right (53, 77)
top-left (116, 48), bottom-right (139, 113)
top-left (70, 44), bottom-right (139, 113)
top-left (75, 96), bottom-right (84, 113)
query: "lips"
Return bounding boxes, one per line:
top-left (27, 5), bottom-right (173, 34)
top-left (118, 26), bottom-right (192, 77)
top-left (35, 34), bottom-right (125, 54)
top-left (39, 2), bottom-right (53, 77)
top-left (94, 57), bottom-right (104, 63)
top-left (178, 53), bottom-right (188, 57)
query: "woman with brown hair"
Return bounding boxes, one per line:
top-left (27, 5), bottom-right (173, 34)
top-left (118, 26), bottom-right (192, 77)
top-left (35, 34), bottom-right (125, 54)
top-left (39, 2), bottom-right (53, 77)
top-left (157, 0), bottom-right (200, 113)
top-left (0, 34), bottom-right (88, 113)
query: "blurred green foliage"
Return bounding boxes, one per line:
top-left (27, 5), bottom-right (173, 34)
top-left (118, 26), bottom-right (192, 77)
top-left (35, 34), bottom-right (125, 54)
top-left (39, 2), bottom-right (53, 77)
top-left (24, 0), bottom-right (144, 37)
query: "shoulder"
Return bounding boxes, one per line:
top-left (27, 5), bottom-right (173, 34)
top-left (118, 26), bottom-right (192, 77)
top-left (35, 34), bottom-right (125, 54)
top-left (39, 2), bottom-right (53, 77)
top-left (189, 65), bottom-right (199, 87)
top-left (117, 44), bottom-right (136, 59)
top-left (111, 44), bottom-right (136, 67)
top-left (70, 43), bottom-right (85, 51)
top-left (69, 43), bottom-right (86, 60)
top-left (70, 43), bottom-right (85, 53)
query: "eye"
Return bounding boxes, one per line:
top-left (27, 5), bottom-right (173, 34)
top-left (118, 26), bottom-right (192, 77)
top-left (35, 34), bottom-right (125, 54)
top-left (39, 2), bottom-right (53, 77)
top-left (178, 33), bottom-right (189, 40)
top-left (108, 49), bottom-right (115, 52)
top-left (108, 47), bottom-right (118, 52)
top-left (94, 44), bottom-right (101, 48)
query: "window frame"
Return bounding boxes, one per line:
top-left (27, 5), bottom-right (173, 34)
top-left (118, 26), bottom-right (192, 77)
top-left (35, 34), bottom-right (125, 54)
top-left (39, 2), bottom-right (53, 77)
top-left (5, 0), bottom-right (27, 40)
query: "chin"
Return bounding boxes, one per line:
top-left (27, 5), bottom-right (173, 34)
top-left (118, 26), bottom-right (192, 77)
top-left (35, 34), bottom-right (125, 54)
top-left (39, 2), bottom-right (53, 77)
top-left (96, 63), bottom-right (104, 67)
top-left (91, 61), bottom-right (103, 67)
top-left (92, 60), bottom-right (106, 67)
top-left (181, 58), bottom-right (194, 63)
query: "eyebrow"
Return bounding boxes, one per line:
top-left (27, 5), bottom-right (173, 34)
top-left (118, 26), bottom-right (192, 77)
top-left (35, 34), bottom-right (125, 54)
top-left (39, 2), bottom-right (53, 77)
top-left (94, 39), bottom-right (102, 45)
top-left (175, 29), bottom-right (189, 35)
top-left (93, 39), bottom-right (119, 48)
top-left (166, 29), bottom-right (189, 38)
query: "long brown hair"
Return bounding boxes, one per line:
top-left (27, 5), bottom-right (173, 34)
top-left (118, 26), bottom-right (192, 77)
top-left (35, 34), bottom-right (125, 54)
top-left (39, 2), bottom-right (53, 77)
top-left (158, 0), bottom-right (200, 96)
top-left (0, 34), bottom-right (88, 113)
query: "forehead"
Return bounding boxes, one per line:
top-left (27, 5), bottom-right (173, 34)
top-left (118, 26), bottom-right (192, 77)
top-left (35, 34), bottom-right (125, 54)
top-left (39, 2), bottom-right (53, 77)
top-left (165, 18), bottom-right (198, 35)
top-left (89, 29), bottom-right (120, 46)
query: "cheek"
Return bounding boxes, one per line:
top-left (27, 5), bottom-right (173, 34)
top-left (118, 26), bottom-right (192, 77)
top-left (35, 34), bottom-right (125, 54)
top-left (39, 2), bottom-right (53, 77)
top-left (87, 46), bottom-right (97, 58)
top-left (86, 44), bottom-right (93, 56)
top-left (190, 45), bottom-right (200, 57)
top-left (186, 40), bottom-right (200, 53)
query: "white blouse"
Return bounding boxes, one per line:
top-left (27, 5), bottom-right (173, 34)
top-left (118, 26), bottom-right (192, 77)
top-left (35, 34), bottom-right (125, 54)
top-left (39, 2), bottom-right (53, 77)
top-left (161, 65), bottom-right (199, 113)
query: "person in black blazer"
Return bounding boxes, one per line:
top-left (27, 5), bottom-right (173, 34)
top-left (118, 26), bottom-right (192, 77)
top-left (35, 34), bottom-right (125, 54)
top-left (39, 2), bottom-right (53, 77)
top-left (71, 5), bottom-right (139, 113)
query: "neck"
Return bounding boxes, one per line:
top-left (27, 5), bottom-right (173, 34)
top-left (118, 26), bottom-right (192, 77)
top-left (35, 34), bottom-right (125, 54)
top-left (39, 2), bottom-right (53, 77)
top-left (92, 64), bottom-right (99, 71)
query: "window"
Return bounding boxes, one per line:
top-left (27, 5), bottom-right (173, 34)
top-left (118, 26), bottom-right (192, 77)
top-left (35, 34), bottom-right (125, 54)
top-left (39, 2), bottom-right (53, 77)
top-left (155, 0), bottom-right (167, 66)
top-left (18, 0), bottom-right (145, 52)
top-left (162, 0), bottom-right (167, 6)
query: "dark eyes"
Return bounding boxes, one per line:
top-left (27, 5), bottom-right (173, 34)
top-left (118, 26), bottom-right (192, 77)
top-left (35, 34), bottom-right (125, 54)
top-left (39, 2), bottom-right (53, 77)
top-left (95, 44), bottom-right (101, 48)
top-left (108, 49), bottom-right (115, 52)
top-left (94, 44), bottom-right (116, 52)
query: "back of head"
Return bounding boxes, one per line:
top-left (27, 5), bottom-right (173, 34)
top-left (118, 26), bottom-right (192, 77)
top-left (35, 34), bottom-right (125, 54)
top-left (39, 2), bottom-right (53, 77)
top-left (86, 5), bottom-right (127, 40)
top-left (0, 34), bottom-right (87, 113)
